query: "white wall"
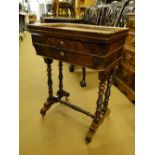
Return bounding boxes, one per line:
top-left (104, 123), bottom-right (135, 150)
top-left (28, 0), bottom-right (49, 21)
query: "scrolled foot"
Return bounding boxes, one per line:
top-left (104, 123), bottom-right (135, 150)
top-left (85, 130), bottom-right (94, 143)
top-left (85, 121), bottom-right (99, 143)
top-left (80, 80), bottom-right (86, 87)
top-left (40, 107), bottom-right (47, 117)
top-left (40, 98), bottom-right (58, 117)
top-left (40, 101), bottom-right (51, 117)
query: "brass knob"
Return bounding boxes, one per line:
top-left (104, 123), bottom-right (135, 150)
top-left (126, 53), bottom-right (132, 60)
top-left (60, 41), bottom-right (64, 45)
top-left (122, 72), bottom-right (128, 77)
top-left (59, 51), bottom-right (64, 56)
top-left (115, 65), bottom-right (119, 70)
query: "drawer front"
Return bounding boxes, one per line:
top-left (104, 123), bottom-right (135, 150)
top-left (33, 43), bottom-right (122, 70)
top-left (125, 32), bottom-right (135, 47)
top-left (32, 34), bottom-right (67, 48)
top-left (116, 63), bottom-right (135, 90)
top-left (32, 34), bottom-right (126, 57)
top-left (33, 43), bottom-right (94, 67)
top-left (122, 47), bottom-right (135, 66)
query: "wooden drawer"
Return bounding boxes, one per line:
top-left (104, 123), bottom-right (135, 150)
top-left (116, 62), bottom-right (135, 90)
top-left (114, 77), bottom-right (135, 102)
top-left (33, 42), bottom-right (123, 70)
top-left (33, 43), bottom-right (91, 66)
top-left (32, 34), bottom-right (126, 57)
top-left (125, 32), bottom-right (135, 47)
top-left (32, 35), bottom-right (68, 48)
top-left (122, 47), bottom-right (135, 66)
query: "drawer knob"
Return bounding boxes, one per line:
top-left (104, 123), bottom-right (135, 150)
top-left (59, 51), bottom-right (64, 56)
top-left (122, 72), bottom-right (128, 77)
top-left (126, 54), bottom-right (132, 60)
top-left (115, 65), bottom-right (118, 70)
top-left (60, 41), bottom-right (64, 45)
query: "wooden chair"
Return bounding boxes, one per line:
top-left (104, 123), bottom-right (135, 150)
top-left (53, 0), bottom-right (75, 17)
top-left (69, 0), bottom-right (135, 87)
top-left (117, 0), bottom-right (135, 27)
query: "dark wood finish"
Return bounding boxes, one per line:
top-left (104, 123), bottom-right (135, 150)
top-left (29, 23), bottom-right (128, 70)
top-left (114, 13), bottom-right (135, 102)
top-left (69, 64), bottom-right (74, 72)
top-left (86, 70), bottom-right (114, 142)
top-left (57, 61), bottom-right (70, 99)
top-left (86, 71), bottom-right (106, 142)
top-left (102, 70), bottom-right (114, 115)
top-left (40, 58), bottom-right (58, 116)
top-left (41, 17), bottom-right (82, 23)
top-left (28, 23), bottom-right (128, 142)
top-left (58, 99), bottom-right (95, 118)
top-left (80, 67), bottom-right (86, 87)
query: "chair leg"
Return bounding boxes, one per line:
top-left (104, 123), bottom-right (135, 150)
top-left (80, 67), bottom-right (86, 87)
top-left (69, 65), bottom-right (86, 87)
top-left (69, 64), bottom-right (74, 72)
top-left (70, 8), bottom-right (75, 17)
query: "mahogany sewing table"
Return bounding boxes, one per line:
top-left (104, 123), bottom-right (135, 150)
top-left (28, 23), bottom-right (128, 143)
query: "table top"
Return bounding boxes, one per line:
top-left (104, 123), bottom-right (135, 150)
top-left (28, 23), bottom-right (128, 42)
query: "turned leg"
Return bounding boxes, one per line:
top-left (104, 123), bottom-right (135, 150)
top-left (101, 71), bottom-right (114, 117)
top-left (57, 61), bottom-right (70, 99)
top-left (69, 64), bottom-right (74, 72)
top-left (86, 71), bottom-right (106, 143)
top-left (40, 58), bottom-right (57, 116)
top-left (80, 67), bottom-right (86, 87)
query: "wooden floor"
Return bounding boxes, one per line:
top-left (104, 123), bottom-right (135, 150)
top-left (19, 32), bottom-right (135, 155)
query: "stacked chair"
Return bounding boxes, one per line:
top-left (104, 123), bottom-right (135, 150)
top-left (52, 0), bottom-right (75, 17)
top-left (69, 0), bottom-right (135, 87)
